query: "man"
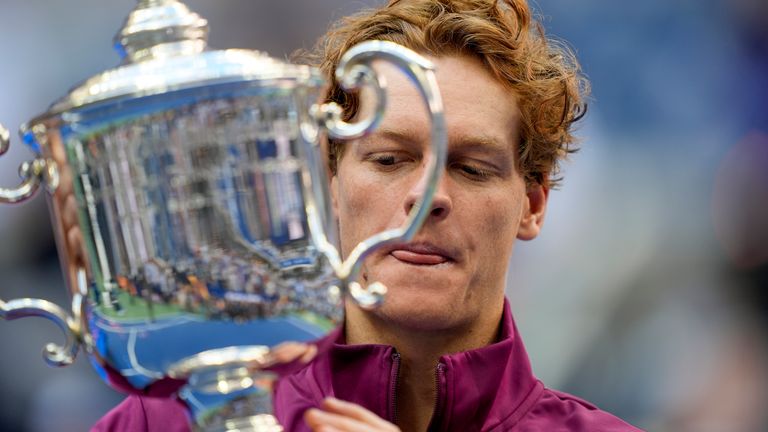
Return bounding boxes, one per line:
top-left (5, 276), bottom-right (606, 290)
top-left (95, 0), bottom-right (642, 430)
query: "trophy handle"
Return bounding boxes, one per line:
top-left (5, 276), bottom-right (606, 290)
top-left (310, 40), bottom-right (447, 308)
top-left (0, 298), bottom-right (80, 367)
top-left (0, 123), bottom-right (58, 203)
top-left (0, 122), bottom-right (76, 366)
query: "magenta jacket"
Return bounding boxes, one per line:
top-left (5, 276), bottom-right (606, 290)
top-left (93, 300), bottom-right (642, 431)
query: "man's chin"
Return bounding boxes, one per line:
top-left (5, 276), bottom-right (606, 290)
top-left (366, 295), bottom-right (467, 332)
top-left (354, 263), bottom-right (469, 329)
top-left (365, 262), bottom-right (461, 293)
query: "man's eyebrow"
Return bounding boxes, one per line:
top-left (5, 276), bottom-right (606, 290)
top-left (374, 127), bottom-right (513, 154)
top-left (373, 127), bottom-right (425, 146)
top-left (453, 134), bottom-right (511, 154)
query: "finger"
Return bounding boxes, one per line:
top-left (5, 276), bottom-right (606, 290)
top-left (269, 342), bottom-right (317, 364)
top-left (320, 398), bottom-right (400, 430)
top-left (305, 407), bottom-right (370, 431)
top-left (271, 342), bottom-right (306, 363)
top-left (308, 421), bottom-right (341, 432)
top-left (300, 344), bottom-right (318, 363)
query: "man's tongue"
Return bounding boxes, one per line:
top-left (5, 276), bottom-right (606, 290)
top-left (391, 249), bottom-right (447, 265)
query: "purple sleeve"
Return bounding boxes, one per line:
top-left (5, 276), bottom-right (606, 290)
top-left (91, 395), bottom-right (190, 432)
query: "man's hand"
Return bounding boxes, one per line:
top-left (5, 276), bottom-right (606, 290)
top-left (304, 397), bottom-right (401, 432)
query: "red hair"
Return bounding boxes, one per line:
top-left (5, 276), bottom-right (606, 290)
top-left (302, 0), bottom-right (589, 187)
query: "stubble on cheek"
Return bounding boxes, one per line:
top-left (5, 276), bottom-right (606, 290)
top-left (335, 175), bottom-right (364, 260)
top-left (337, 166), bottom-right (406, 259)
top-left (467, 195), bottom-right (520, 300)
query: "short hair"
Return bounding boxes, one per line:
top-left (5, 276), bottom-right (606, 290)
top-left (302, 0), bottom-right (589, 187)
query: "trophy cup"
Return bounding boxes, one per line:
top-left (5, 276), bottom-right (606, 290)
top-left (0, 1), bottom-right (446, 431)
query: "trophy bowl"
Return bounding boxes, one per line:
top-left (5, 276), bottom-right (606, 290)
top-left (0, 1), bottom-right (446, 431)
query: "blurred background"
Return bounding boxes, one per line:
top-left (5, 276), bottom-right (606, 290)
top-left (0, 0), bottom-right (765, 430)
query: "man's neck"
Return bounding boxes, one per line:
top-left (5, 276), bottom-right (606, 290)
top-left (394, 350), bottom-right (440, 432)
top-left (344, 305), bottom-right (503, 431)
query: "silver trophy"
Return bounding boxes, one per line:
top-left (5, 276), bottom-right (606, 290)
top-left (0, 1), bottom-right (446, 431)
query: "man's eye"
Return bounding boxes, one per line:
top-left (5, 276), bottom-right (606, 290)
top-left (367, 153), bottom-right (411, 170)
top-left (456, 163), bottom-right (493, 180)
top-left (374, 155), bottom-right (397, 166)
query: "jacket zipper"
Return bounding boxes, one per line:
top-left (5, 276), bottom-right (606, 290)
top-left (388, 351), bottom-right (402, 424)
top-left (427, 362), bottom-right (446, 431)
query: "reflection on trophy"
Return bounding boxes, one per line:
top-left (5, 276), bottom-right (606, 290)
top-left (0, 1), bottom-right (445, 431)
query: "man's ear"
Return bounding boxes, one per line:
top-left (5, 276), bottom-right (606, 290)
top-left (517, 183), bottom-right (548, 241)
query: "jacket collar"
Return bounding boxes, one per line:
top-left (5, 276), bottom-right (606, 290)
top-left (430, 299), bottom-right (542, 430)
top-left (314, 298), bottom-right (541, 429)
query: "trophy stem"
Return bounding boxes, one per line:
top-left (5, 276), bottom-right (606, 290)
top-left (171, 346), bottom-right (287, 432)
top-left (183, 368), bottom-right (283, 432)
top-left (194, 414), bottom-right (283, 432)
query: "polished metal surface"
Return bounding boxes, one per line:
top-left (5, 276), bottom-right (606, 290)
top-left (0, 1), bottom-right (446, 431)
top-left (312, 41), bottom-right (447, 306)
top-left (116, 0), bottom-right (208, 63)
top-left (0, 123), bottom-right (58, 203)
top-left (0, 297), bottom-right (79, 367)
top-left (37, 0), bottom-right (322, 117)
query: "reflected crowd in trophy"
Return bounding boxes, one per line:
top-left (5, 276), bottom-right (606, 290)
top-left (77, 97), bottom-right (339, 322)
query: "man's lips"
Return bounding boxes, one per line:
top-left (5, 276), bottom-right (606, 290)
top-left (388, 243), bottom-right (455, 265)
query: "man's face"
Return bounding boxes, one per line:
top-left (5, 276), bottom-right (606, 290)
top-left (331, 55), bottom-right (547, 333)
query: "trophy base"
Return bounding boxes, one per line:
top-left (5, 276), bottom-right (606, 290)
top-left (194, 414), bottom-right (283, 432)
top-left (170, 344), bottom-right (317, 432)
top-left (180, 365), bottom-right (281, 432)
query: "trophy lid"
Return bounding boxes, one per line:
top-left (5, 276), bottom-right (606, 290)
top-left (40, 0), bottom-right (322, 118)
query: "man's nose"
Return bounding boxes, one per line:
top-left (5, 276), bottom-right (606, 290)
top-left (403, 171), bottom-right (452, 222)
